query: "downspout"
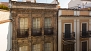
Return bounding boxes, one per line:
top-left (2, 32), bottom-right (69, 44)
top-left (57, 8), bottom-right (59, 51)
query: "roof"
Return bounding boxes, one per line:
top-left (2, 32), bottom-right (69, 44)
top-left (0, 9), bottom-right (10, 24)
top-left (0, 2), bottom-right (9, 7)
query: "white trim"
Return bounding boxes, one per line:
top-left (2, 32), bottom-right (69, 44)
top-left (74, 11), bottom-right (76, 16)
top-left (64, 23), bottom-right (72, 33)
top-left (74, 19), bottom-right (76, 51)
top-left (77, 11), bottom-right (80, 16)
top-left (89, 11), bottom-right (91, 16)
top-left (77, 19), bottom-right (80, 51)
top-left (58, 10), bottom-right (62, 16)
top-left (81, 40), bottom-right (88, 51)
top-left (81, 22), bottom-right (88, 31)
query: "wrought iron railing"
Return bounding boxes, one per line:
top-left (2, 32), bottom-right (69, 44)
top-left (80, 31), bottom-right (91, 38)
top-left (44, 27), bottom-right (53, 35)
top-left (17, 29), bottom-right (29, 38)
top-left (31, 28), bottom-right (42, 36)
top-left (63, 32), bottom-right (75, 40)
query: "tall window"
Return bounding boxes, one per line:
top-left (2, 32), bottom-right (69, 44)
top-left (33, 18), bottom-right (40, 28)
top-left (82, 23), bottom-right (87, 36)
top-left (44, 43), bottom-right (51, 51)
top-left (19, 46), bottom-right (28, 51)
top-left (65, 24), bottom-right (71, 38)
top-left (32, 44), bottom-right (41, 51)
top-left (44, 17), bottom-right (51, 28)
top-left (18, 18), bottom-right (28, 38)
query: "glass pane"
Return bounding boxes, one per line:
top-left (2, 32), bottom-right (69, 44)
top-left (24, 46), bottom-right (28, 51)
top-left (20, 18), bottom-right (24, 29)
top-left (33, 18), bottom-right (36, 28)
top-left (45, 18), bottom-right (51, 28)
top-left (44, 43), bottom-right (51, 51)
top-left (33, 18), bottom-right (40, 28)
top-left (37, 18), bottom-right (40, 28)
top-left (32, 44), bottom-right (40, 51)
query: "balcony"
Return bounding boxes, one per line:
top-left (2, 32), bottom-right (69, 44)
top-left (31, 28), bottom-right (42, 36)
top-left (17, 29), bottom-right (29, 38)
top-left (80, 31), bottom-right (91, 38)
top-left (44, 27), bottom-right (53, 35)
top-left (63, 32), bottom-right (75, 40)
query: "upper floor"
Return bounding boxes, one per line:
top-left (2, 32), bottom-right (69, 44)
top-left (58, 8), bottom-right (91, 17)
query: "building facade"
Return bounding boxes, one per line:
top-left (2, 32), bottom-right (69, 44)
top-left (0, 9), bottom-right (12, 51)
top-left (10, 0), bottom-right (58, 51)
top-left (58, 8), bottom-right (91, 51)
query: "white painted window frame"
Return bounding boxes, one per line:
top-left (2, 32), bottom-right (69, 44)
top-left (81, 40), bottom-right (88, 51)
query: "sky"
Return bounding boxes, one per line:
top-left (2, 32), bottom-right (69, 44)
top-left (0, 0), bottom-right (71, 8)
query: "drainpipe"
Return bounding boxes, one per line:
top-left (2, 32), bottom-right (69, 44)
top-left (57, 8), bottom-right (59, 51)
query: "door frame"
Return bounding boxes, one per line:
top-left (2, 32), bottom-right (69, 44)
top-left (64, 23), bottom-right (72, 33)
top-left (81, 40), bottom-right (88, 51)
top-left (81, 22), bottom-right (88, 31)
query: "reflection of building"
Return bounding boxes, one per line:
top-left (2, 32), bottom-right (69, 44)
top-left (10, 0), bottom-right (58, 51)
top-left (58, 8), bottom-right (91, 51)
top-left (68, 0), bottom-right (91, 8)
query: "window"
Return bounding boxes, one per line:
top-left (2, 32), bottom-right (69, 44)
top-left (82, 23), bottom-right (87, 36)
top-left (44, 17), bottom-right (51, 28)
top-left (19, 46), bottom-right (28, 51)
top-left (44, 17), bottom-right (53, 35)
top-left (44, 43), bottom-right (51, 51)
top-left (33, 18), bottom-right (40, 28)
top-left (65, 24), bottom-right (71, 38)
top-left (63, 44), bottom-right (74, 51)
top-left (82, 41), bottom-right (87, 51)
top-left (32, 44), bottom-right (41, 51)
top-left (17, 18), bottom-right (29, 38)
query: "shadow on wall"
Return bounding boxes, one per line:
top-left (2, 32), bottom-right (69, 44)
top-left (7, 22), bottom-right (12, 51)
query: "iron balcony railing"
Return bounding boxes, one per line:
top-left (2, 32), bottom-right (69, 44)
top-left (80, 31), bottom-right (91, 38)
top-left (31, 28), bottom-right (42, 36)
top-left (63, 32), bottom-right (75, 40)
top-left (44, 27), bottom-right (53, 35)
top-left (17, 29), bottom-right (29, 38)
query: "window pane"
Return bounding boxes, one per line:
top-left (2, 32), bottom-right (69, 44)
top-left (32, 44), bottom-right (40, 51)
top-left (44, 43), bottom-right (51, 51)
top-left (18, 18), bottom-right (29, 37)
top-left (20, 18), bottom-right (24, 29)
top-left (45, 18), bottom-right (51, 28)
top-left (33, 18), bottom-right (40, 28)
